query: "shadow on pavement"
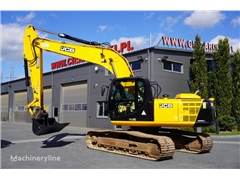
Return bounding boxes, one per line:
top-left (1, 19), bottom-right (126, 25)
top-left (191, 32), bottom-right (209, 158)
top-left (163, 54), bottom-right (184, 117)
top-left (41, 133), bottom-right (86, 148)
top-left (1, 139), bottom-right (15, 148)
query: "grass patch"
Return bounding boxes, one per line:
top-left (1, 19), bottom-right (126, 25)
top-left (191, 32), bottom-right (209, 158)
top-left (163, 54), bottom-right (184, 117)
top-left (209, 130), bottom-right (240, 136)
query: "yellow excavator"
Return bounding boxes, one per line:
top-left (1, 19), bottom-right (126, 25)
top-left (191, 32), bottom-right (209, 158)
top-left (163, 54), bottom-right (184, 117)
top-left (23, 24), bottom-right (216, 161)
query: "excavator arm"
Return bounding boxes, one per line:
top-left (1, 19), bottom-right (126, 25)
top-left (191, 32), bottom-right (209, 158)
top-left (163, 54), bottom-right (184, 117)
top-left (23, 24), bottom-right (134, 135)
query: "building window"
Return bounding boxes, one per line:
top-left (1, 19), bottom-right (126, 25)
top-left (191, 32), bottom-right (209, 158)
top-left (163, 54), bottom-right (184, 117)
top-left (130, 61), bottom-right (141, 71)
top-left (105, 69), bottom-right (112, 76)
top-left (62, 104), bottom-right (68, 111)
top-left (163, 61), bottom-right (172, 70)
top-left (61, 103), bottom-right (87, 111)
top-left (173, 63), bottom-right (182, 72)
top-left (1, 106), bottom-right (8, 112)
top-left (105, 61), bottom-right (141, 76)
top-left (82, 104), bottom-right (87, 110)
top-left (74, 104), bottom-right (82, 110)
top-left (14, 106), bottom-right (26, 111)
top-left (163, 60), bottom-right (183, 73)
top-left (69, 104), bottom-right (75, 111)
top-left (207, 60), bottom-right (216, 72)
top-left (97, 101), bottom-right (108, 117)
top-left (191, 59), bottom-right (216, 73)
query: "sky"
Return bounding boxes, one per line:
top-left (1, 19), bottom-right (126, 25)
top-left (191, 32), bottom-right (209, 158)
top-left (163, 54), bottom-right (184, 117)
top-left (0, 1), bottom-right (240, 83)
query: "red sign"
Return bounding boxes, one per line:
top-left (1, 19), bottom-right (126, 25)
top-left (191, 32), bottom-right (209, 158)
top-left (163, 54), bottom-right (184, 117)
top-left (51, 57), bottom-right (85, 70)
top-left (161, 36), bottom-right (234, 53)
top-left (113, 41), bottom-right (134, 53)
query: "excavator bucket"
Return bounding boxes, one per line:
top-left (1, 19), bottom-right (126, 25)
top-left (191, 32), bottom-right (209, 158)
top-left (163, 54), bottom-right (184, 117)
top-left (32, 118), bottom-right (70, 136)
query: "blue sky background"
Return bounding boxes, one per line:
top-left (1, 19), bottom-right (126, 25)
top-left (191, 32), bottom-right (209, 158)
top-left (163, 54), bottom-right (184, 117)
top-left (0, 2), bottom-right (240, 82)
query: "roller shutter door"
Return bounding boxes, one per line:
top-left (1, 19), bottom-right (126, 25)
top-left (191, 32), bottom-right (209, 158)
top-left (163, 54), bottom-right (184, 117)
top-left (13, 89), bottom-right (52, 122)
top-left (61, 83), bottom-right (87, 127)
top-left (43, 88), bottom-right (52, 116)
top-left (1, 94), bottom-right (9, 121)
top-left (14, 91), bottom-right (27, 122)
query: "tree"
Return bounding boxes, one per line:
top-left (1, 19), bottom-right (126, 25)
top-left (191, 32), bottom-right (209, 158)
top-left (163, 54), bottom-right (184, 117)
top-left (207, 71), bottom-right (217, 98)
top-left (212, 38), bottom-right (233, 118)
top-left (231, 50), bottom-right (240, 130)
top-left (218, 115), bottom-right (237, 131)
top-left (190, 34), bottom-right (208, 99)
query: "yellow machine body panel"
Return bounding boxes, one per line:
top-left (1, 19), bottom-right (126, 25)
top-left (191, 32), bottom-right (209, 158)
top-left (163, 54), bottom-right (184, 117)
top-left (110, 93), bottom-right (204, 127)
top-left (153, 96), bottom-right (203, 127)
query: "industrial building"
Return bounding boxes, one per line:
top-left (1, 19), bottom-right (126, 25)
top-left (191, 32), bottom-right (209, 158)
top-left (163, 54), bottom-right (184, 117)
top-left (1, 36), bottom-right (224, 129)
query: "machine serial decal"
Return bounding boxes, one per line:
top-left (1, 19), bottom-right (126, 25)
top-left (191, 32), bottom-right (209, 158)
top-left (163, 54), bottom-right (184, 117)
top-left (159, 103), bottom-right (173, 108)
top-left (60, 46), bottom-right (75, 53)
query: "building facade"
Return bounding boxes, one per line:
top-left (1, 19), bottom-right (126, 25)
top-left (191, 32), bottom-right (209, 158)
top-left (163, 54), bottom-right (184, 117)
top-left (1, 46), bottom-right (215, 129)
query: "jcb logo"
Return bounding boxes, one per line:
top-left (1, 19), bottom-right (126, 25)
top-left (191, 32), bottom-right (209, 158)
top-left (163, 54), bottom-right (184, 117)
top-left (159, 103), bottom-right (173, 108)
top-left (60, 46), bottom-right (75, 53)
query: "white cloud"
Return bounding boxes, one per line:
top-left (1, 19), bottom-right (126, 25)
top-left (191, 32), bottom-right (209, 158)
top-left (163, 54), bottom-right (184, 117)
top-left (159, 14), bottom-right (182, 32)
top-left (110, 36), bottom-right (149, 53)
top-left (231, 16), bottom-right (240, 27)
top-left (97, 25), bottom-right (125, 34)
top-left (1, 23), bottom-right (48, 62)
top-left (1, 23), bottom-right (25, 61)
top-left (143, 12), bottom-right (154, 20)
top-left (99, 25), bottom-right (107, 31)
top-left (50, 13), bottom-right (58, 18)
top-left (209, 35), bottom-right (240, 52)
top-left (184, 11), bottom-right (226, 29)
top-left (16, 12), bottom-right (35, 23)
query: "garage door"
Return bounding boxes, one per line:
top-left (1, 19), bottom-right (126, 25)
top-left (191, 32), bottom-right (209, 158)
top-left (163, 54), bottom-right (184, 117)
top-left (14, 91), bottom-right (27, 122)
top-left (61, 82), bottom-right (87, 127)
top-left (1, 94), bottom-right (9, 121)
top-left (43, 88), bottom-right (52, 116)
top-left (13, 89), bottom-right (52, 122)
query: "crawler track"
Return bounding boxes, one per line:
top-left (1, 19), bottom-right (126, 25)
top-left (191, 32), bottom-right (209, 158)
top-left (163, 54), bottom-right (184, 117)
top-left (86, 130), bottom-right (175, 161)
top-left (158, 129), bottom-right (213, 154)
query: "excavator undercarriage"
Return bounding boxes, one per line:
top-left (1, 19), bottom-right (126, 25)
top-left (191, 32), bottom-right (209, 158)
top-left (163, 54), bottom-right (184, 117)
top-left (86, 130), bottom-right (175, 161)
top-left (86, 128), bottom-right (213, 161)
top-left (158, 129), bottom-right (213, 154)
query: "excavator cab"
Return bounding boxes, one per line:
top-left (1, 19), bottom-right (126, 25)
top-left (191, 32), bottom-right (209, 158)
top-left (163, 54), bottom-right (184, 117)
top-left (107, 76), bottom-right (154, 121)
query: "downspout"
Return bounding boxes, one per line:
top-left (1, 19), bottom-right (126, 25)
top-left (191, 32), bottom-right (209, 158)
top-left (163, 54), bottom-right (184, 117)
top-left (51, 71), bottom-right (54, 117)
top-left (147, 49), bottom-right (151, 81)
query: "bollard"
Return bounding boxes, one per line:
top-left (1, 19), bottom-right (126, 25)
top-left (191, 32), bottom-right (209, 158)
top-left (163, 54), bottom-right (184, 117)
top-left (215, 120), bottom-right (219, 134)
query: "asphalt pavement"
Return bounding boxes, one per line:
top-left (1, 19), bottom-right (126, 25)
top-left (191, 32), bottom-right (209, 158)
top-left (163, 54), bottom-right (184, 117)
top-left (1, 121), bottom-right (240, 169)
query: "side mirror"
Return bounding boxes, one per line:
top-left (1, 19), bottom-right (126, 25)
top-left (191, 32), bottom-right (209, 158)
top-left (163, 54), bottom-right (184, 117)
top-left (101, 85), bottom-right (109, 96)
top-left (101, 87), bottom-right (106, 96)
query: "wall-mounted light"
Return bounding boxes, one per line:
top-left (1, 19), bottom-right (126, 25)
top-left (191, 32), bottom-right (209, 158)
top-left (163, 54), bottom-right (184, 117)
top-left (94, 66), bottom-right (98, 73)
top-left (137, 56), bottom-right (143, 61)
top-left (158, 56), bottom-right (168, 62)
top-left (137, 56), bottom-right (148, 61)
